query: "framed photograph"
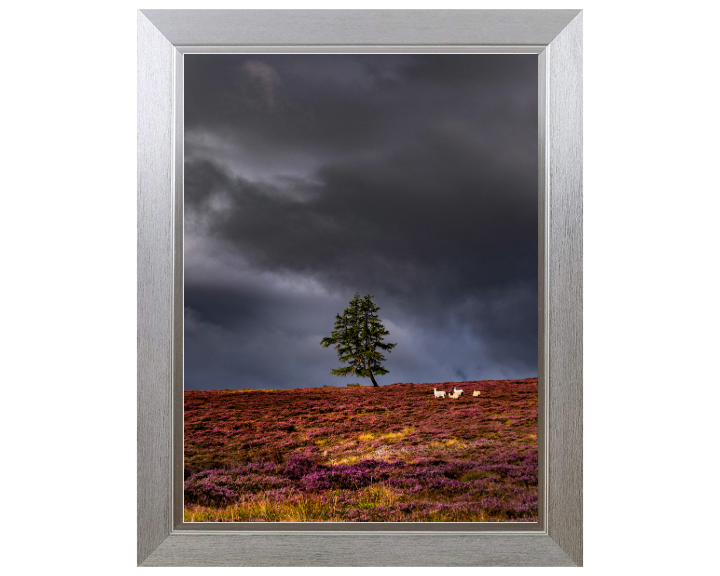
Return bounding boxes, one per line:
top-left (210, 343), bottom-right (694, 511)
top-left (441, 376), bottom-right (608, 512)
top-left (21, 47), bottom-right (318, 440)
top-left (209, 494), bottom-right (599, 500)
top-left (138, 9), bottom-right (582, 566)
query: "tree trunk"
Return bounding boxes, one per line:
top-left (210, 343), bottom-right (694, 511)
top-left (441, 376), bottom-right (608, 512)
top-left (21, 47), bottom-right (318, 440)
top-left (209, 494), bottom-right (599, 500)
top-left (369, 371), bottom-right (379, 387)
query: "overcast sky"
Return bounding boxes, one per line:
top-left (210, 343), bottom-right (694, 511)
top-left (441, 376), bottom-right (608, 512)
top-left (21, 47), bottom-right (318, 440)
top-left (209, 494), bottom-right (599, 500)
top-left (184, 54), bottom-right (538, 390)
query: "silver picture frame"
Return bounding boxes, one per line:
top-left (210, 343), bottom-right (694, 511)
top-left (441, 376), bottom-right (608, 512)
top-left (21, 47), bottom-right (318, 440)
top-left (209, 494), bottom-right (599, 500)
top-left (138, 9), bottom-right (582, 566)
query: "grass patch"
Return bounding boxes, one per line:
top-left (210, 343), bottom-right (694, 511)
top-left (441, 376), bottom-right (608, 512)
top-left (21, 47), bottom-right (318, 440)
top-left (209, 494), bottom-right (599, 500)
top-left (355, 484), bottom-right (401, 508)
top-left (380, 427), bottom-right (416, 442)
top-left (335, 455), bottom-right (361, 465)
top-left (185, 494), bottom-right (343, 522)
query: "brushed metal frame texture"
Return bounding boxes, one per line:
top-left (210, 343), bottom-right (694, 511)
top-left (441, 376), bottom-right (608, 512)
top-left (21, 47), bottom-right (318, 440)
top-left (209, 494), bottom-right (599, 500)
top-left (138, 9), bottom-right (582, 567)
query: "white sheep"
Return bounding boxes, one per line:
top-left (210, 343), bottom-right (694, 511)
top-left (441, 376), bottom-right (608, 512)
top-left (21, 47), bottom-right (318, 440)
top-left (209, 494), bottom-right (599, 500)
top-left (472, 390), bottom-right (482, 397)
top-left (433, 388), bottom-right (446, 399)
top-left (452, 386), bottom-right (464, 397)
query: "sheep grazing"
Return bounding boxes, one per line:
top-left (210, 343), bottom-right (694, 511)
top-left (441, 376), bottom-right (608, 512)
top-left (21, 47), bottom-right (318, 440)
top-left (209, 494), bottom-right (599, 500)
top-left (451, 386), bottom-right (464, 397)
top-left (472, 390), bottom-right (482, 397)
top-left (433, 388), bottom-right (446, 399)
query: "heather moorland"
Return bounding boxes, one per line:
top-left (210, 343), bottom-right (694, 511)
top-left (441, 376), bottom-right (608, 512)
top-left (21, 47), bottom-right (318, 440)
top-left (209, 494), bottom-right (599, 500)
top-left (184, 378), bottom-right (538, 522)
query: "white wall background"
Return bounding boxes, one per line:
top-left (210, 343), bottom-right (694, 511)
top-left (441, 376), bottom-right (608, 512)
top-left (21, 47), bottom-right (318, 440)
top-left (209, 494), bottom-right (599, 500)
top-left (1, 1), bottom-right (717, 574)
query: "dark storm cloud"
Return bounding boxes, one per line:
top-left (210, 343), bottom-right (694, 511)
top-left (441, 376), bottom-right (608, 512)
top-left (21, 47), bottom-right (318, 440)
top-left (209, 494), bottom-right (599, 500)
top-left (184, 54), bottom-right (536, 175)
top-left (183, 54), bottom-right (538, 390)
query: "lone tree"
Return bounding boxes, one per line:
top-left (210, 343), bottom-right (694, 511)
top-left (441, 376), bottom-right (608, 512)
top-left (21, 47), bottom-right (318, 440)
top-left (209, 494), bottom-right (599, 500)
top-left (320, 293), bottom-right (397, 387)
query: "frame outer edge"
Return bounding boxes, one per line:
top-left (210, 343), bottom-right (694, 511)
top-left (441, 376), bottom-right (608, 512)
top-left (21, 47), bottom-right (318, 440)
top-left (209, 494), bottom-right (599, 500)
top-left (143, 534), bottom-right (575, 567)
top-left (547, 11), bottom-right (583, 567)
top-left (138, 8), bottom-right (583, 567)
top-left (140, 9), bottom-right (581, 46)
top-left (137, 11), bottom-right (175, 565)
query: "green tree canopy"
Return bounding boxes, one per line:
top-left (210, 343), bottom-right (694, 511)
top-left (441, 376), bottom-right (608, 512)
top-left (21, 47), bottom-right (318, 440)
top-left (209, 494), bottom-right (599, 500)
top-left (320, 293), bottom-right (397, 387)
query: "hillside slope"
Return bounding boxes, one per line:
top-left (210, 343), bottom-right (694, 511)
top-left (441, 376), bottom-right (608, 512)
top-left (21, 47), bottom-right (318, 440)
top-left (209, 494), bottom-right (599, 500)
top-left (184, 378), bottom-right (538, 522)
